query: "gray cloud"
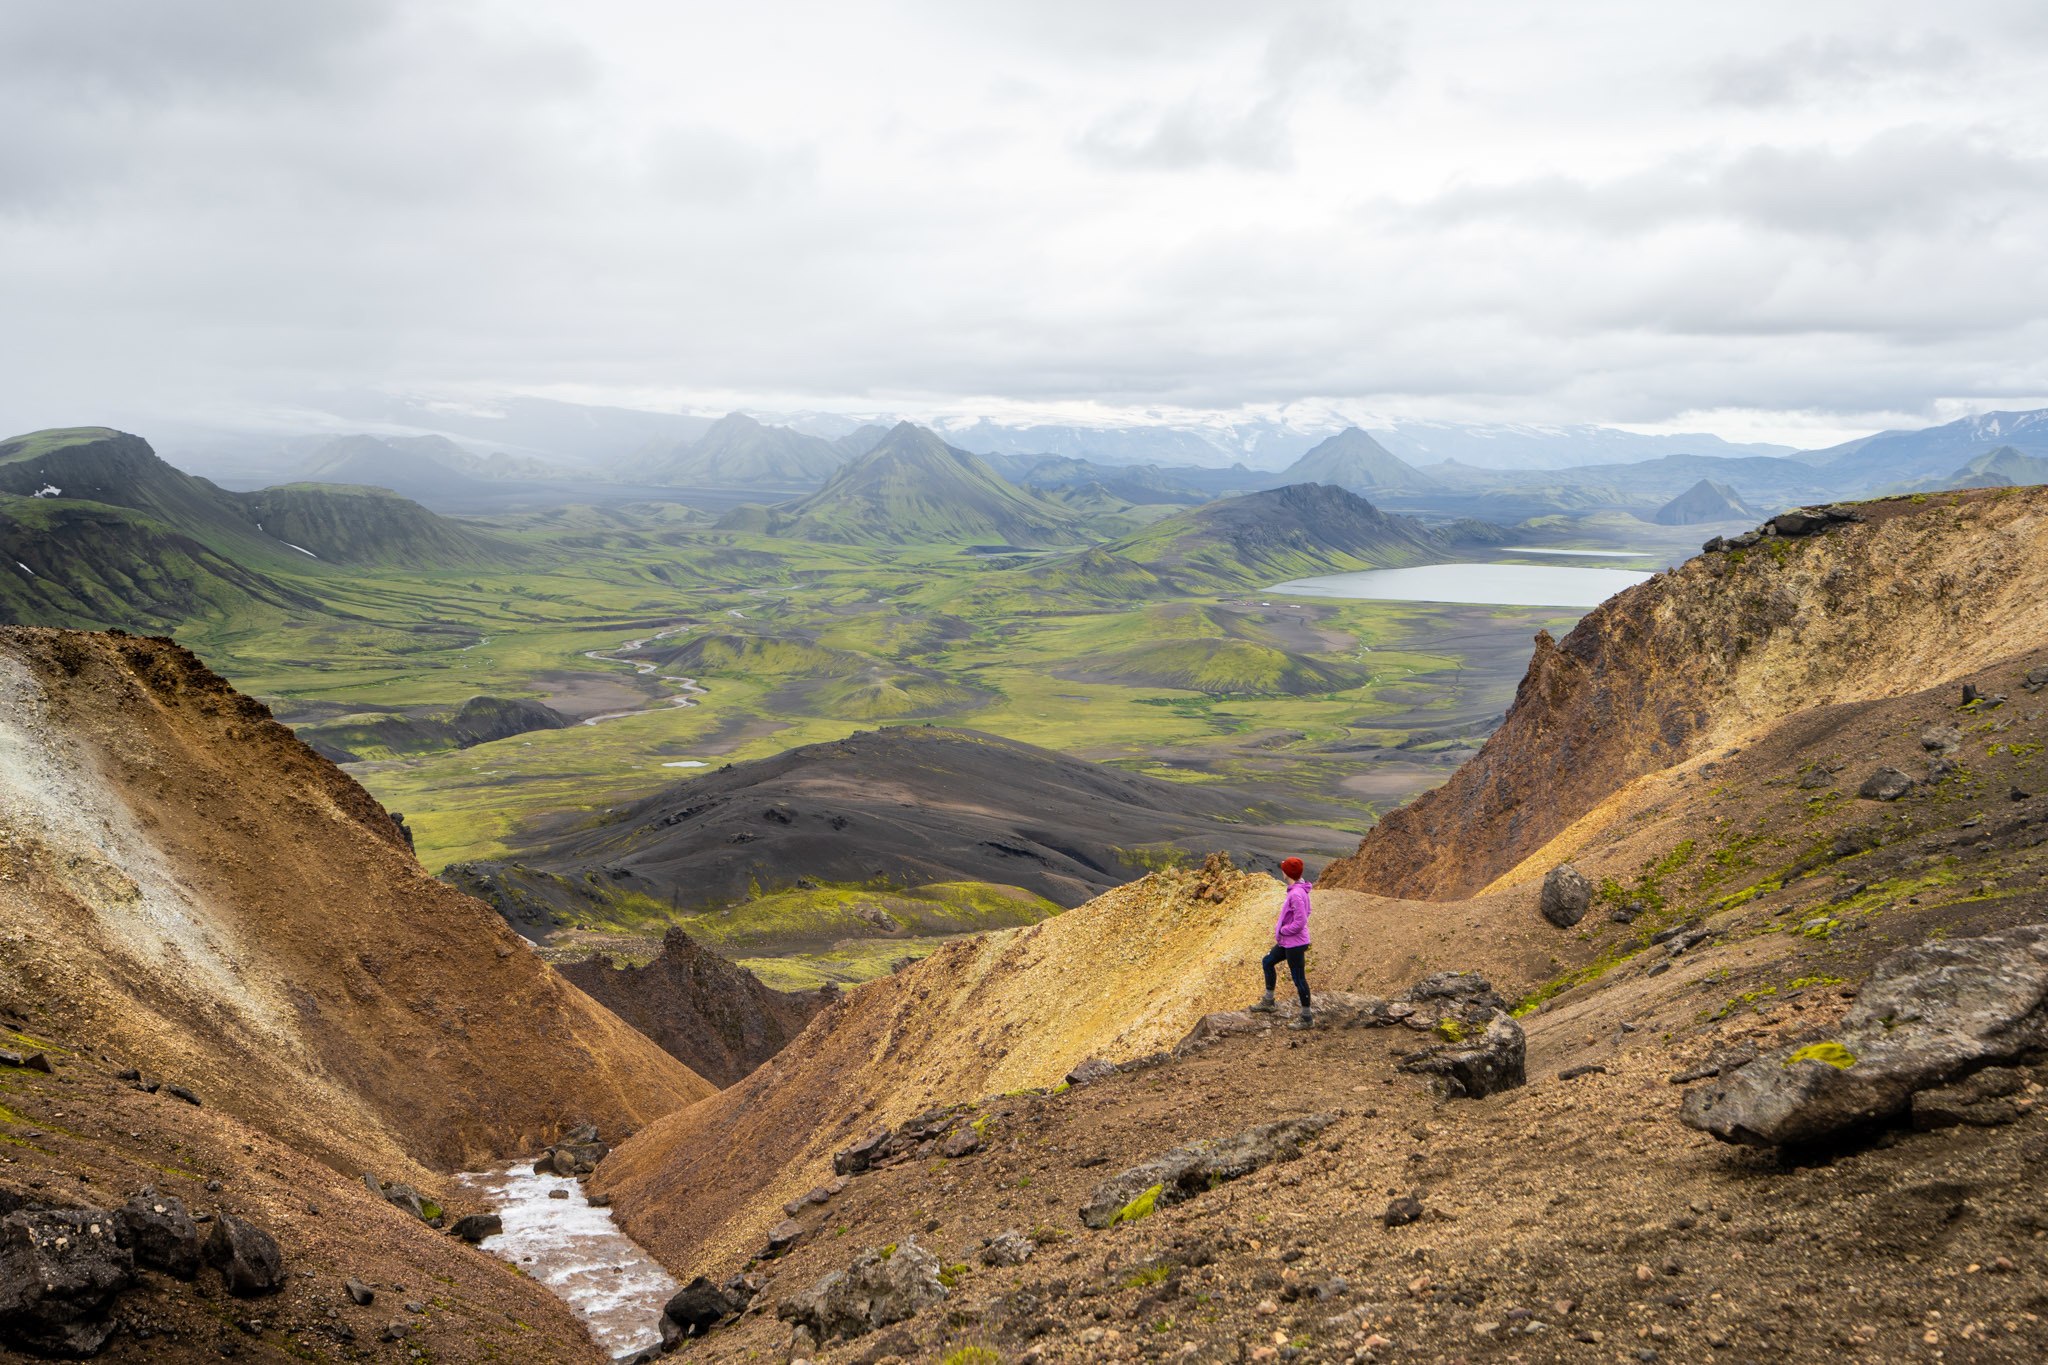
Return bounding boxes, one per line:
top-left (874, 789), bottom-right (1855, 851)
top-left (1, 0), bottom-right (2045, 447)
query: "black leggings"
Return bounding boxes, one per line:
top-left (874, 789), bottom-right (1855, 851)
top-left (1262, 944), bottom-right (1310, 1009)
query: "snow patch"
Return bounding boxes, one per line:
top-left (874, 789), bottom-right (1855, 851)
top-left (659, 760), bottom-right (706, 768)
top-left (31, 485), bottom-right (59, 498)
top-left (281, 542), bottom-right (318, 558)
top-left (14, 563), bottom-right (31, 576)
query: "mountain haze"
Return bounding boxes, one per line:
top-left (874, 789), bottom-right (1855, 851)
top-left (731, 422), bottom-right (1085, 545)
top-left (637, 412), bottom-right (845, 487)
top-left (1277, 426), bottom-right (1436, 492)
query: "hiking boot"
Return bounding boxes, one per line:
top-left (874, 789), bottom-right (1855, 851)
top-left (1289, 1009), bottom-right (1315, 1031)
top-left (1248, 992), bottom-right (1278, 1014)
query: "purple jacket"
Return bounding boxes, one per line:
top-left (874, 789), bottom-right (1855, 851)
top-left (1275, 880), bottom-right (1312, 947)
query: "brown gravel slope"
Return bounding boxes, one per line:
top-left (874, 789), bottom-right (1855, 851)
top-left (1321, 488), bottom-right (2048, 901)
top-left (0, 627), bottom-right (711, 1183)
top-left (0, 1023), bottom-right (608, 1364)
top-left (646, 650), bottom-right (2048, 1364)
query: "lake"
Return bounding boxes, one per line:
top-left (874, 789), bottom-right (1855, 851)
top-left (1271, 561), bottom-right (1654, 608)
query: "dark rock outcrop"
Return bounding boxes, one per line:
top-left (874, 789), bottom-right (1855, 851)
top-left (660, 1276), bottom-right (737, 1345)
top-left (558, 930), bottom-right (825, 1088)
top-left (778, 1236), bottom-right (948, 1343)
top-left (449, 1213), bottom-right (502, 1244)
top-left (205, 1215), bottom-right (286, 1296)
top-left (1680, 923), bottom-right (2048, 1146)
top-left (115, 1191), bottom-right (202, 1279)
top-left (1396, 1011), bottom-right (1527, 1098)
top-left (0, 1208), bottom-right (134, 1356)
top-left (1859, 767), bottom-right (1915, 801)
top-left (1079, 1114), bottom-right (1337, 1229)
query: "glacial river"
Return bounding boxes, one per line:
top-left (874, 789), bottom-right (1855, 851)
top-left (455, 1163), bottom-right (677, 1358)
top-left (1270, 561), bottom-right (1654, 608)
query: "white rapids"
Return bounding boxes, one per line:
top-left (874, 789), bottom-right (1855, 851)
top-left (455, 1163), bottom-right (678, 1359)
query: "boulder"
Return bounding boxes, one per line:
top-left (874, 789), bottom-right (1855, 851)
top-left (832, 1129), bottom-right (896, 1177)
top-left (1858, 767), bottom-right (1914, 801)
top-left (981, 1229), bottom-right (1033, 1267)
top-left (1064, 1057), bottom-right (1118, 1088)
top-left (763, 1219), bottom-right (803, 1258)
top-left (449, 1213), bottom-right (502, 1244)
top-left (1680, 923), bottom-right (2048, 1146)
top-left (1383, 1196), bottom-right (1423, 1228)
top-left (205, 1215), bottom-right (286, 1296)
top-left (939, 1128), bottom-right (979, 1158)
top-left (1539, 864), bottom-right (1592, 928)
top-left (0, 1208), bottom-right (135, 1357)
top-left (378, 1183), bottom-right (434, 1222)
top-left (2024, 666), bottom-right (2048, 692)
top-left (1396, 1011), bottom-right (1527, 1099)
top-left (661, 1275), bottom-right (737, 1345)
top-left (782, 1179), bottom-right (847, 1218)
top-left (1767, 509), bottom-right (1829, 537)
top-left (1079, 1114), bottom-right (1337, 1229)
top-left (777, 1237), bottom-right (948, 1343)
top-left (115, 1190), bottom-right (203, 1279)
top-left (1921, 726), bottom-right (1963, 753)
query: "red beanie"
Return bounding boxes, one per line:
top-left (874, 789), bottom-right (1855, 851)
top-left (1280, 857), bottom-right (1305, 879)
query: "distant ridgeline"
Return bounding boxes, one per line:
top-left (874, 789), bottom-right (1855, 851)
top-left (0, 427), bottom-right (520, 630)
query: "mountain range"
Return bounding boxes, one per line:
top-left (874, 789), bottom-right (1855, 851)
top-left (0, 427), bottom-right (517, 629)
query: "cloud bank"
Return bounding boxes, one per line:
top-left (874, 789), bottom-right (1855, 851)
top-left (4, 0), bottom-right (2046, 446)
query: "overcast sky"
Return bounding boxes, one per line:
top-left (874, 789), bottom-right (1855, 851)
top-left (6, 0), bottom-right (2048, 446)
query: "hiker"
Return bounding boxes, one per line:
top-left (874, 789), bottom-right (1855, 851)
top-left (1251, 856), bottom-right (1313, 1029)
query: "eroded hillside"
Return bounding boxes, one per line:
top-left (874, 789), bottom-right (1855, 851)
top-left (1322, 488), bottom-right (2048, 900)
top-left (0, 628), bottom-right (709, 1181)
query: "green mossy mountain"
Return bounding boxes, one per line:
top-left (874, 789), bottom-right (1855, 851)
top-left (1277, 427), bottom-right (1437, 493)
top-left (0, 427), bottom-right (520, 629)
top-left (0, 495), bottom-right (327, 629)
top-left (637, 412), bottom-right (845, 488)
top-left (0, 427), bottom-right (291, 567)
top-left (727, 422), bottom-right (1086, 546)
top-left (1949, 445), bottom-right (2048, 489)
top-left (1033, 482), bottom-right (1476, 596)
top-left (242, 482), bottom-right (520, 568)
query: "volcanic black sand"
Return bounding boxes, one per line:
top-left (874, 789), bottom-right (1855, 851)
top-left (449, 726), bottom-right (1355, 939)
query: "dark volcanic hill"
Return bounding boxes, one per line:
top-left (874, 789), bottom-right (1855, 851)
top-left (1653, 477), bottom-right (1754, 524)
top-left (728, 422), bottom-right (1086, 546)
top-left (638, 412), bottom-right (845, 488)
top-left (558, 928), bottom-right (828, 1086)
top-left (448, 726), bottom-right (1316, 937)
top-left (1037, 482), bottom-right (1493, 595)
top-left (1276, 427), bottom-right (1436, 493)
